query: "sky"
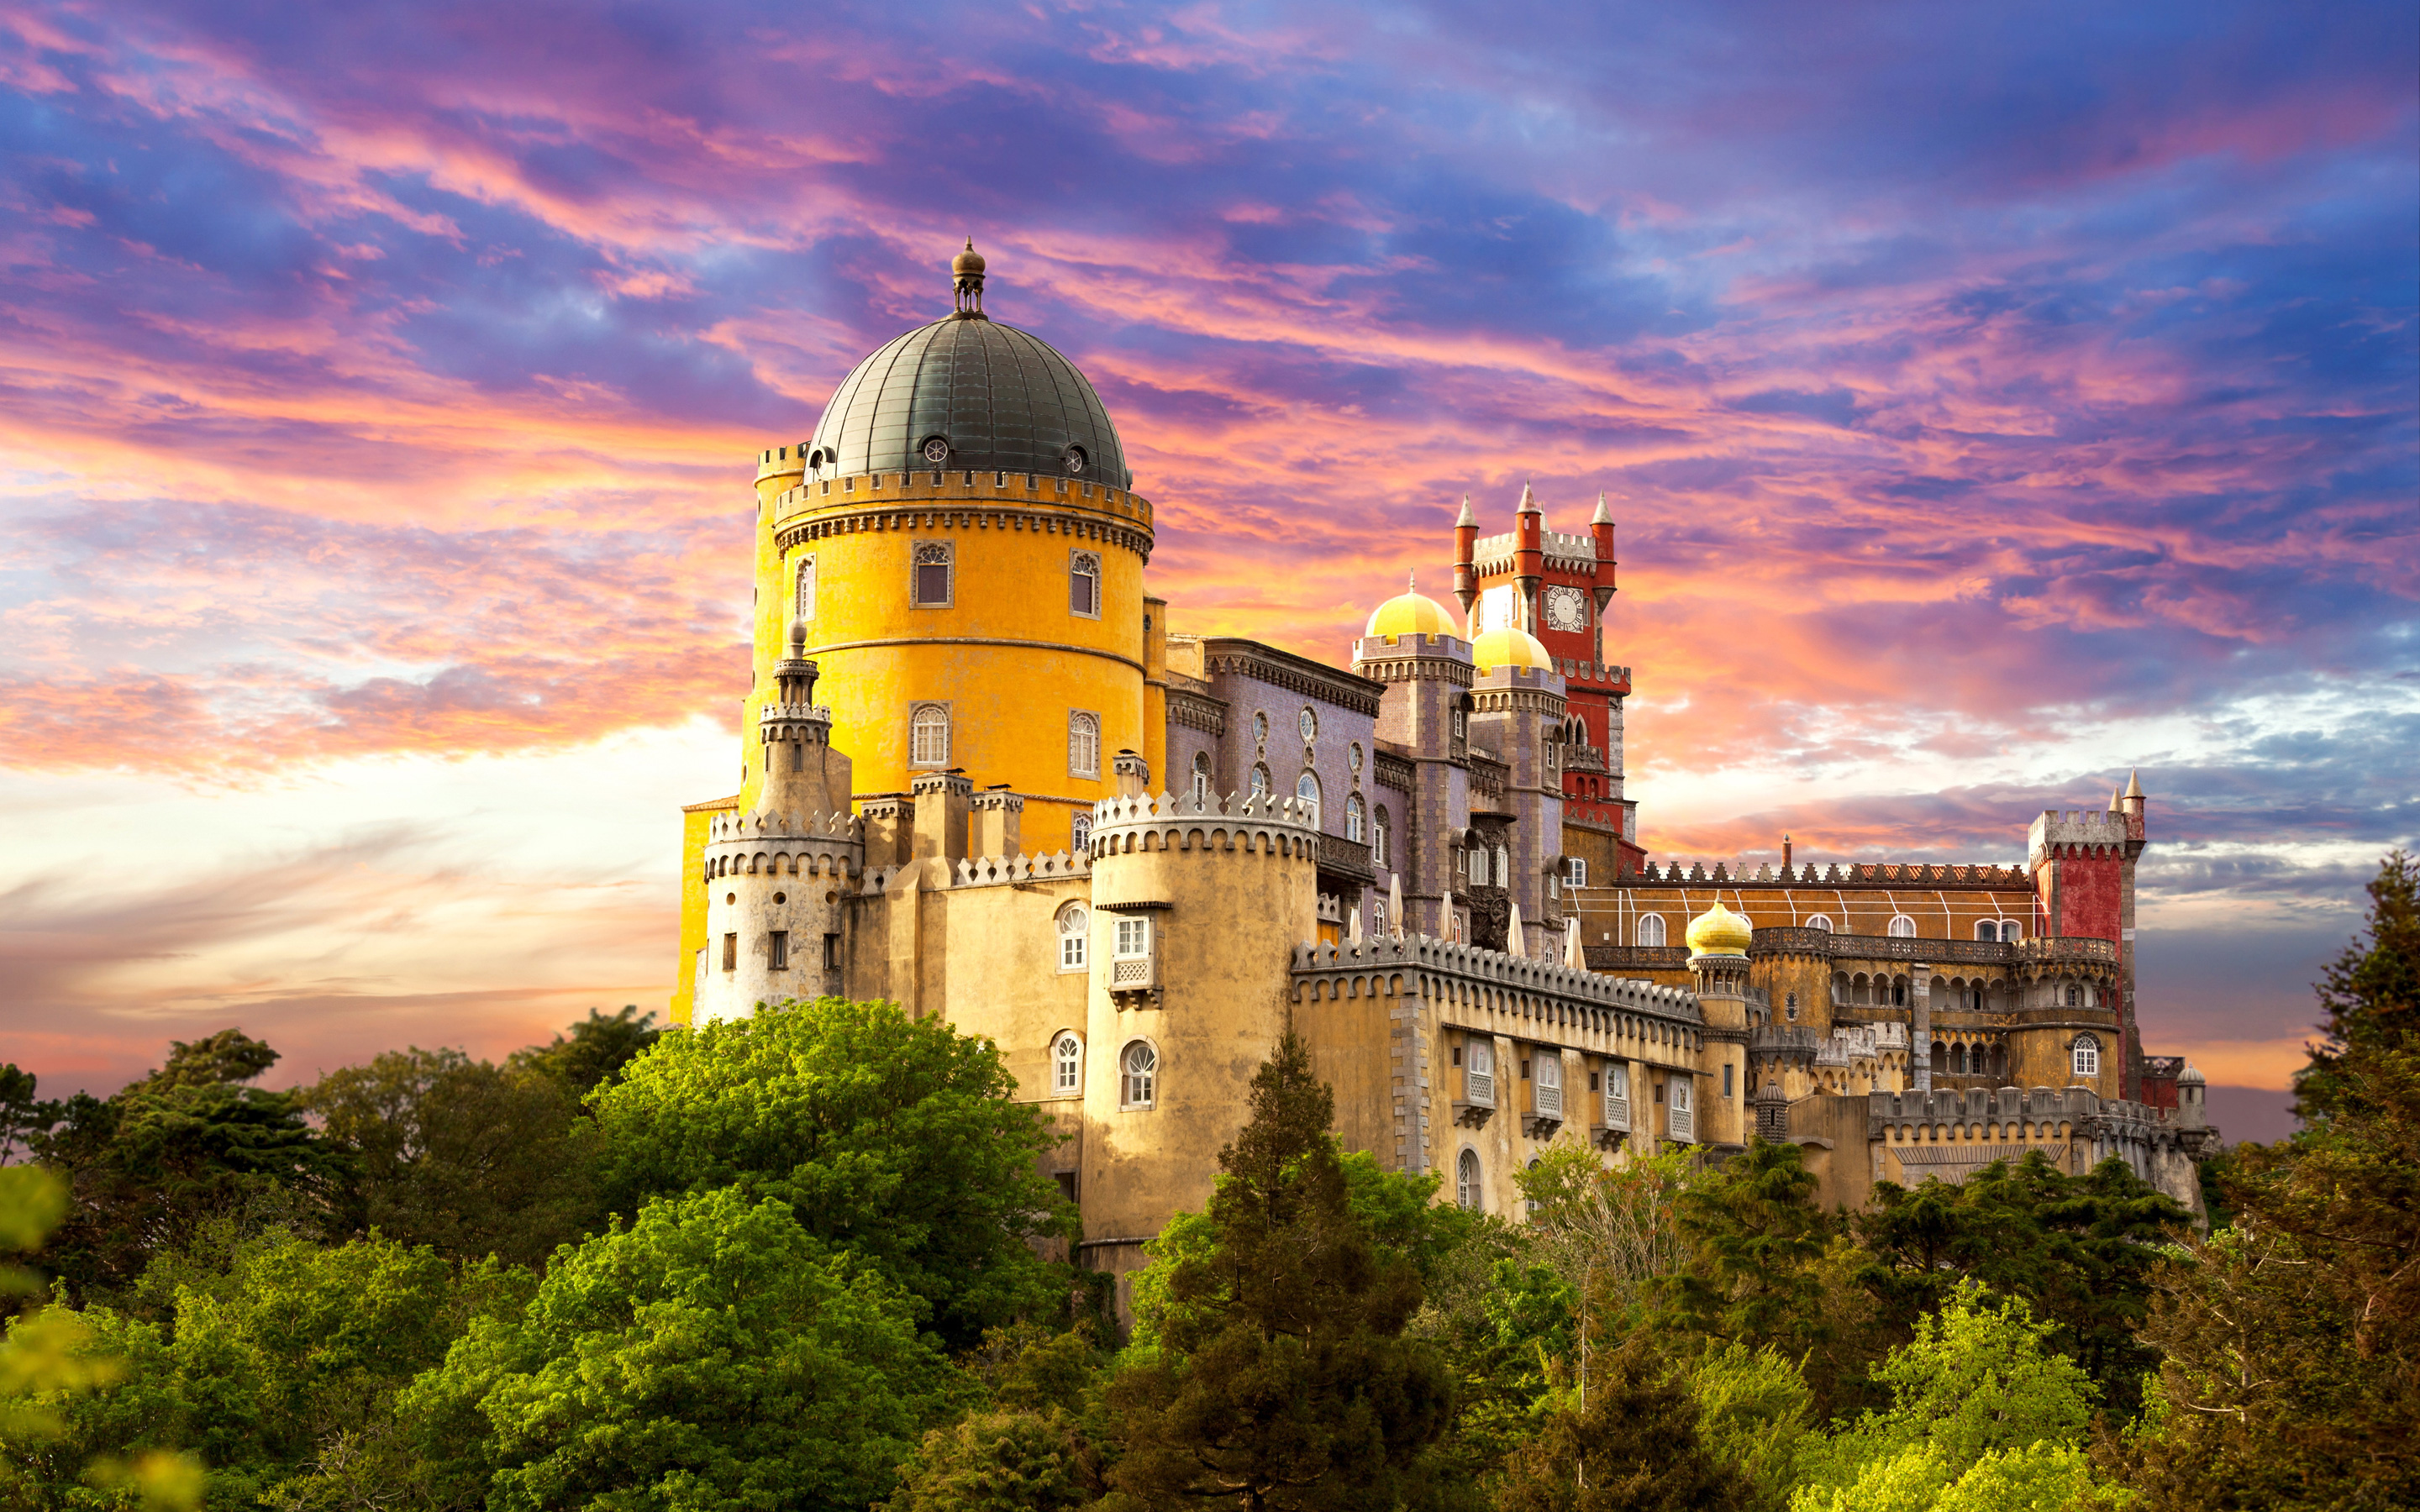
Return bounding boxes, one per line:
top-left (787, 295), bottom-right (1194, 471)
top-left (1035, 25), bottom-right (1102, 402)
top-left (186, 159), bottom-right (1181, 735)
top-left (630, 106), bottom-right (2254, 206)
top-left (0, 0), bottom-right (2412, 1127)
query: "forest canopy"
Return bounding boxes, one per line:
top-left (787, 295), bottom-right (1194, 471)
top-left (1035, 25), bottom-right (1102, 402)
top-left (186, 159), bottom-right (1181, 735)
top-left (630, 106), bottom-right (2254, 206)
top-left (2, 852), bottom-right (2413, 1512)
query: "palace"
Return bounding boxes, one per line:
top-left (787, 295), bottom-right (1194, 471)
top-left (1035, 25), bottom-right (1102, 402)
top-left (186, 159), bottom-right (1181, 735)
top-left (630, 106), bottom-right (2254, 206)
top-left (671, 245), bottom-right (2217, 1306)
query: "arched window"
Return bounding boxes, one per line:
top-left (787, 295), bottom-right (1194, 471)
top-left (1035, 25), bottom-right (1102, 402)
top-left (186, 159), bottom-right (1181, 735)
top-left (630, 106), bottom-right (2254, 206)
top-left (1526, 1157), bottom-right (1542, 1218)
top-left (1373, 807), bottom-right (1391, 869)
top-left (2066, 984), bottom-right (2084, 1007)
top-left (1638, 914), bottom-right (1667, 947)
top-left (1456, 1148), bottom-right (1481, 1210)
top-left (1493, 845), bottom-right (1509, 886)
top-left (1785, 990), bottom-right (1798, 1021)
top-left (1805, 915), bottom-right (1832, 932)
top-left (1069, 550), bottom-right (1101, 617)
top-left (911, 540), bottom-right (953, 606)
top-left (2000, 921), bottom-right (2023, 942)
top-left (1057, 905), bottom-right (1089, 970)
top-left (795, 554), bottom-right (817, 620)
top-left (1976, 920), bottom-right (1999, 941)
top-left (1345, 793), bottom-right (1365, 843)
top-left (1249, 764), bottom-right (1271, 799)
top-left (1953, 1042), bottom-right (1969, 1075)
top-left (910, 704), bottom-right (950, 766)
top-left (1121, 1042), bottom-right (1157, 1108)
top-left (1192, 751), bottom-right (1213, 805)
top-left (1071, 813), bottom-right (1093, 853)
top-left (1887, 915), bottom-right (1918, 937)
top-left (2071, 1035), bottom-right (2100, 1079)
top-left (1051, 1032), bottom-right (1082, 1094)
top-left (1068, 711), bottom-right (1100, 778)
top-left (1297, 771), bottom-right (1321, 827)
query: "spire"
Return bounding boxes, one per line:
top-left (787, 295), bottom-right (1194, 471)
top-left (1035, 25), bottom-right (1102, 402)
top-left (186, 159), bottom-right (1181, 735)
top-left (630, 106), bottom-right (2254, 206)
top-left (2125, 768), bottom-right (2144, 798)
top-left (1407, 570), bottom-right (1417, 593)
top-left (1591, 491), bottom-right (1612, 525)
top-left (1517, 478), bottom-right (1539, 514)
top-left (1455, 494), bottom-right (1476, 528)
top-left (2110, 785), bottom-right (2124, 812)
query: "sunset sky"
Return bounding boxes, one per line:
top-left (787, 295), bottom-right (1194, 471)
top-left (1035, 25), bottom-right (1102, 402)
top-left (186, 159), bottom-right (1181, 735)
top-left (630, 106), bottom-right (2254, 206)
top-left (2, 0), bottom-right (2412, 1132)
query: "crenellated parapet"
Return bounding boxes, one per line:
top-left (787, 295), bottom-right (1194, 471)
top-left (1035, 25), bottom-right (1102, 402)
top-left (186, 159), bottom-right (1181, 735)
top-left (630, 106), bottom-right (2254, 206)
top-left (1620, 859), bottom-right (2033, 888)
top-left (950, 849), bottom-right (1092, 888)
top-left (701, 809), bottom-right (863, 881)
top-left (1086, 790), bottom-right (1323, 858)
top-left (1290, 932), bottom-right (1700, 1039)
top-left (2028, 807), bottom-right (2137, 865)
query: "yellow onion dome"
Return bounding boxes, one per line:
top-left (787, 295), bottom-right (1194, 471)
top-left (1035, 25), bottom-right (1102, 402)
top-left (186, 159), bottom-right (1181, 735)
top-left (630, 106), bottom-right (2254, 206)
top-left (1365, 574), bottom-right (1462, 639)
top-left (1470, 625), bottom-right (1555, 674)
top-left (1685, 900), bottom-right (1754, 956)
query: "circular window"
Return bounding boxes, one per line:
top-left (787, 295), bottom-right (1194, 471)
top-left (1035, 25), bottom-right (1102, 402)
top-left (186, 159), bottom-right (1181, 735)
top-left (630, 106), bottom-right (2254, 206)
top-left (921, 436), bottom-right (950, 465)
top-left (1063, 445), bottom-right (1088, 475)
top-left (1253, 711), bottom-right (1269, 745)
top-left (1298, 707), bottom-right (1317, 743)
top-left (1349, 742), bottom-right (1364, 773)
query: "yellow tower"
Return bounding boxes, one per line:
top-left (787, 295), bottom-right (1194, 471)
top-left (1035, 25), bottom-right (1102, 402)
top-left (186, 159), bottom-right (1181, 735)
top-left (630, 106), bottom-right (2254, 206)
top-left (674, 245), bottom-right (1155, 1023)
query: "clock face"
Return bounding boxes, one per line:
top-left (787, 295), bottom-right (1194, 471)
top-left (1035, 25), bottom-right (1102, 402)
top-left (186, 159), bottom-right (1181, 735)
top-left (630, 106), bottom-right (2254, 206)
top-left (1544, 585), bottom-right (1590, 633)
top-left (1298, 708), bottom-right (1318, 743)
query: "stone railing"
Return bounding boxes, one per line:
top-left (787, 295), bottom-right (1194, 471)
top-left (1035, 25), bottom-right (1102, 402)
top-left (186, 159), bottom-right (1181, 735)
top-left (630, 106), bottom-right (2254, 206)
top-left (1291, 934), bottom-right (1702, 1042)
top-left (1317, 834), bottom-right (1376, 885)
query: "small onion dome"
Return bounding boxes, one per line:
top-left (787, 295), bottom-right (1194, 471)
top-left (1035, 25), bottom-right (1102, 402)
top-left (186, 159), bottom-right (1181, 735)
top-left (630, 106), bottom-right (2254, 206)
top-left (2178, 1062), bottom-right (2205, 1086)
top-left (1685, 900), bottom-right (1754, 957)
top-left (1365, 577), bottom-right (1461, 638)
top-left (1470, 625), bottom-right (1554, 673)
top-left (952, 238), bottom-right (986, 276)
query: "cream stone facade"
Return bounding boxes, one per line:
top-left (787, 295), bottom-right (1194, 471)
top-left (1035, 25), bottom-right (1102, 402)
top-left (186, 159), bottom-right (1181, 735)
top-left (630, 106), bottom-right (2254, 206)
top-left (674, 248), bottom-right (2217, 1312)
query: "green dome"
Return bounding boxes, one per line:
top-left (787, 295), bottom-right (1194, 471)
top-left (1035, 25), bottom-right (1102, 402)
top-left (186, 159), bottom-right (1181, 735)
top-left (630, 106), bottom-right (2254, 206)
top-left (804, 311), bottom-right (1131, 488)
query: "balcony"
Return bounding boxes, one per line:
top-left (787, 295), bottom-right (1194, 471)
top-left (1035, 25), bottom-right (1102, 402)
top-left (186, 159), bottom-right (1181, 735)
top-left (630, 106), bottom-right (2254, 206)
top-left (1316, 835), bottom-right (1377, 888)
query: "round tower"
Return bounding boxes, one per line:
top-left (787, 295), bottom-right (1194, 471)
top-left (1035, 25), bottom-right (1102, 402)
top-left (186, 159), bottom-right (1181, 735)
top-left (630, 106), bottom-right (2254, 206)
top-left (1352, 583), bottom-right (1476, 940)
top-left (1686, 900), bottom-right (1754, 1148)
top-left (744, 246), bottom-right (1154, 852)
top-left (1073, 789), bottom-right (1321, 1298)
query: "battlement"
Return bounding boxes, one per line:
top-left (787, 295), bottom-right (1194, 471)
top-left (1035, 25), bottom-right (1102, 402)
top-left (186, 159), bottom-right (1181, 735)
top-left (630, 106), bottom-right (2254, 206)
top-left (700, 809), bottom-right (862, 883)
top-left (771, 470), bottom-right (1150, 526)
top-left (1086, 789), bottom-right (1323, 857)
top-left (950, 848), bottom-right (1091, 888)
top-left (707, 810), bottom-right (860, 844)
top-left (1351, 632), bottom-right (1475, 660)
top-left (1471, 528), bottom-right (1598, 568)
top-left (1613, 859), bottom-right (2032, 888)
top-left (2028, 806), bottom-right (2137, 864)
top-left (1290, 932), bottom-right (1699, 1021)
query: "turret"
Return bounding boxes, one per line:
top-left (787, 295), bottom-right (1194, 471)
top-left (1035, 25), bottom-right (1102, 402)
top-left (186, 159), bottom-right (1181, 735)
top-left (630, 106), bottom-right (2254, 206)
top-left (1452, 496), bottom-right (1478, 617)
top-left (1513, 480), bottom-right (1544, 633)
top-left (1686, 901), bottom-right (1754, 1148)
top-left (755, 620), bottom-right (852, 826)
top-left (1589, 493), bottom-right (1617, 664)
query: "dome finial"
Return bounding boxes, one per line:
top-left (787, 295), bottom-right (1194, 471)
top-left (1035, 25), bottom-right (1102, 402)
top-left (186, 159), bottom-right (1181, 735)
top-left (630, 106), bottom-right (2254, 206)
top-left (951, 239), bottom-right (987, 318)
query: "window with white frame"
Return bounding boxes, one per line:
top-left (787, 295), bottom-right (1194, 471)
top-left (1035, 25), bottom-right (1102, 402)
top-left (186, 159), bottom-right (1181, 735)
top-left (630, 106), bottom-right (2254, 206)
top-left (911, 540), bottom-right (953, 606)
top-left (1068, 711), bottom-right (1101, 778)
top-left (1466, 1039), bottom-right (1494, 1105)
top-left (1051, 1032), bottom-right (1082, 1094)
top-left (1638, 914), bottom-right (1667, 947)
top-left (909, 704), bottom-right (950, 766)
top-left (1568, 857), bottom-right (1587, 887)
top-left (1534, 1051), bottom-right (1562, 1117)
top-left (1493, 846), bottom-right (1509, 886)
top-left (2071, 1034), bottom-right (2100, 1079)
top-left (1806, 915), bottom-right (1832, 932)
top-left (1297, 771), bottom-right (1321, 827)
top-left (1250, 764), bottom-right (1270, 799)
top-left (1071, 813), bottom-right (1093, 853)
top-left (1605, 1063), bottom-right (1630, 1128)
top-left (1345, 793), bottom-right (1365, 843)
top-left (1888, 914), bottom-right (1918, 937)
top-left (1114, 916), bottom-right (1151, 958)
top-left (1192, 751), bottom-right (1212, 805)
top-left (1120, 1041), bottom-right (1157, 1108)
top-left (2000, 920), bottom-right (2023, 942)
top-left (1057, 905), bottom-right (1089, 971)
top-left (1976, 920), bottom-right (1999, 941)
top-left (1456, 1148), bottom-right (1481, 1210)
top-left (795, 554), bottom-right (817, 620)
top-left (1373, 808), bottom-right (1390, 869)
top-left (1070, 550), bottom-right (1101, 617)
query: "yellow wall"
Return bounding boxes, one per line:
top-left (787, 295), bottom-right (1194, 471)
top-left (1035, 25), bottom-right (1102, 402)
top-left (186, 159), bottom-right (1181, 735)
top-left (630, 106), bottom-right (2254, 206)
top-left (671, 796), bottom-right (739, 1026)
top-left (770, 471), bottom-right (1154, 854)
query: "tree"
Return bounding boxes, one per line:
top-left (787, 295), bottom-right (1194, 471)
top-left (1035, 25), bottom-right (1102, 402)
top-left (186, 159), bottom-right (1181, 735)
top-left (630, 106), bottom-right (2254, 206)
top-left (590, 996), bottom-right (1071, 1347)
top-left (0, 1066), bottom-right (45, 1163)
top-left (1, 1226), bottom-right (515, 1511)
top-left (301, 1047), bottom-right (603, 1266)
top-left (507, 1006), bottom-right (660, 1099)
top-left (1792, 1282), bottom-right (2097, 1511)
top-left (1489, 1332), bottom-right (1745, 1512)
top-left (2104, 852), bottom-right (2420, 1509)
top-left (1104, 1027), bottom-right (1453, 1510)
top-left (1854, 1151), bottom-right (2188, 1417)
top-left (883, 1327), bottom-right (1108, 1512)
top-left (33, 1032), bottom-right (339, 1299)
top-left (1662, 1142), bottom-right (1834, 1354)
top-left (398, 1187), bottom-right (946, 1512)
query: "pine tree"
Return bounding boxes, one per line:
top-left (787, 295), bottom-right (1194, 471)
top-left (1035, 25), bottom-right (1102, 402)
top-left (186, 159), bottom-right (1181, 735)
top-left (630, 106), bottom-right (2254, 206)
top-left (1104, 1026), bottom-right (1452, 1511)
top-left (1490, 1333), bottom-right (1744, 1512)
top-left (2107, 852), bottom-right (2420, 1509)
